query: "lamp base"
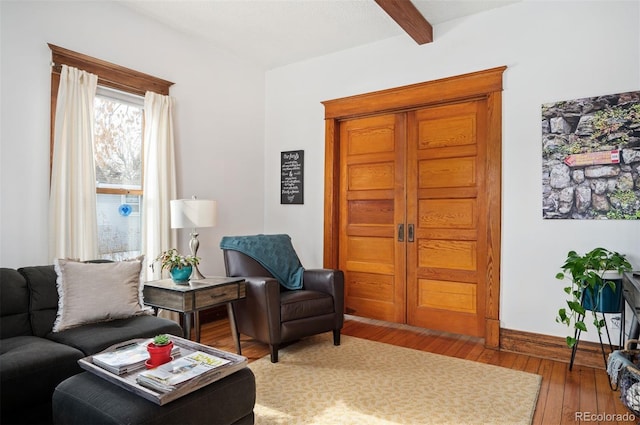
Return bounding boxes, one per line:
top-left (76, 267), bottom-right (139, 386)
top-left (190, 265), bottom-right (206, 280)
top-left (188, 230), bottom-right (206, 280)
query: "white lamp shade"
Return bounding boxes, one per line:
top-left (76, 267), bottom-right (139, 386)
top-left (170, 199), bottom-right (217, 229)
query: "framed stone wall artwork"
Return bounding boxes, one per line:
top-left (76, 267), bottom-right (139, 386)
top-left (542, 91), bottom-right (640, 219)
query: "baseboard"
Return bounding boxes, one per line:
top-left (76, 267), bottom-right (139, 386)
top-left (500, 328), bottom-right (613, 370)
top-left (344, 315), bottom-right (612, 369)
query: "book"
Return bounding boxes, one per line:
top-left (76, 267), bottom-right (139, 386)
top-left (92, 339), bottom-right (180, 375)
top-left (136, 351), bottom-right (231, 393)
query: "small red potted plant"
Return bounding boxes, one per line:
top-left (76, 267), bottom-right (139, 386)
top-left (146, 334), bottom-right (173, 368)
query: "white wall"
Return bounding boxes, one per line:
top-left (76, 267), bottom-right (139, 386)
top-left (263, 0), bottom-right (640, 341)
top-left (0, 1), bottom-right (266, 275)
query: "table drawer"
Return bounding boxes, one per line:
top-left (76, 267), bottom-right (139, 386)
top-left (143, 287), bottom-right (194, 311)
top-left (195, 285), bottom-right (241, 309)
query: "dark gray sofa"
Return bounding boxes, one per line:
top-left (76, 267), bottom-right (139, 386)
top-left (0, 265), bottom-right (183, 425)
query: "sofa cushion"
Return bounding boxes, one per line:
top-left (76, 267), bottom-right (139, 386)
top-left (47, 315), bottom-right (183, 355)
top-left (0, 335), bottom-right (84, 421)
top-left (280, 290), bottom-right (334, 322)
top-left (52, 257), bottom-right (152, 332)
top-left (0, 268), bottom-right (32, 338)
top-left (18, 265), bottom-right (60, 337)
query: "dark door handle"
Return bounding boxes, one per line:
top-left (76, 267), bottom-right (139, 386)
top-left (398, 224), bottom-right (404, 242)
top-left (408, 224), bottom-right (414, 242)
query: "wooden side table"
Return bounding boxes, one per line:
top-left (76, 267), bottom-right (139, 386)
top-left (143, 277), bottom-right (245, 352)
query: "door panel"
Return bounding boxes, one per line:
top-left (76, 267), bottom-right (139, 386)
top-left (418, 240), bottom-right (478, 271)
top-left (349, 200), bottom-right (394, 225)
top-left (348, 163), bottom-right (395, 190)
top-left (347, 126), bottom-right (396, 155)
top-left (407, 100), bottom-right (487, 337)
top-left (347, 272), bottom-right (395, 300)
top-left (419, 199), bottom-right (477, 229)
top-left (418, 115), bottom-right (476, 148)
top-left (339, 114), bottom-right (406, 323)
top-left (418, 279), bottom-right (477, 313)
top-left (419, 157), bottom-right (476, 188)
top-left (346, 236), bottom-right (395, 275)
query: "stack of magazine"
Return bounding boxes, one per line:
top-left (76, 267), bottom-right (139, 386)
top-left (136, 351), bottom-right (231, 393)
top-left (92, 339), bottom-right (180, 375)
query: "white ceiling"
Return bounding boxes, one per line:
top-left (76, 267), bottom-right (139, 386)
top-left (121, 0), bottom-right (520, 70)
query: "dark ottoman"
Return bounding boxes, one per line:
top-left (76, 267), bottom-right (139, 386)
top-left (52, 369), bottom-right (256, 425)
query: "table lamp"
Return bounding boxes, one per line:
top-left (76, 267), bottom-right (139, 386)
top-left (170, 197), bottom-right (217, 280)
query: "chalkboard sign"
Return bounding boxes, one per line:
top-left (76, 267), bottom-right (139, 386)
top-left (281, 150), bottom-right (304, 204)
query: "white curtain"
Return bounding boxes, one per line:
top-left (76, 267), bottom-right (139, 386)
top-left (49, 65), bottom-right (99, 261)
top-left (142, 91), bottom-right (177, 281)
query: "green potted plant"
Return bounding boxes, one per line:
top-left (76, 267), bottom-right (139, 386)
top-left (556, 247), bottom-right (632, 347)
top-left (151, 248), bottom-right (200, 283)
top-left (146, 334), bottom-right (174, 368)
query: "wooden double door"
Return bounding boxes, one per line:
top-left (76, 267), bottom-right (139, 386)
top-left (323, 68), bottom-right (504, 342)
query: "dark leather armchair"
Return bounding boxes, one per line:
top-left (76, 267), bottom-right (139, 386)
top-left (222, 249), bottom-right (344, 363)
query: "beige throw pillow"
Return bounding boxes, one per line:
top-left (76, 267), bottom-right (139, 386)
top-left (52, 257), bottom-right (151, 332)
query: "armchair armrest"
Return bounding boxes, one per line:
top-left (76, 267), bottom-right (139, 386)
top-left (236, 277), bottom-right (282, 343)
top-left (303, 269), bottom-right (345, 319)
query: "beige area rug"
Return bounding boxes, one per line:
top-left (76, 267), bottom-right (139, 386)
top-left (249, 334), bottom-right (541, 425)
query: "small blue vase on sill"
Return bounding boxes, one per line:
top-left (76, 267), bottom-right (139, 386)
top-left (170, 266), bottom-right (192, 284)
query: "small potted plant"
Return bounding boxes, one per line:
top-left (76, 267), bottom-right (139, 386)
top-left (556, 247), bottom-right (632, 347)
top-left (151, 248), bottom-right (200, 283)
top-left (146, 334), bottom-right (174, 368)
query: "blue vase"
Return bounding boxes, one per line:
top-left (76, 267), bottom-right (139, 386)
top-left (582, 278), bottom-right (622, 313)
top-left (170, 266), bottom-right (192, 283)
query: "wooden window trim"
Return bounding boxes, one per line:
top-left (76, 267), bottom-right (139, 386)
top-left (49, 44), bottom-right (173, 96)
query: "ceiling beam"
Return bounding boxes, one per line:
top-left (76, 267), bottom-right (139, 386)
top-left (374, 0), bottom-right (433, 44)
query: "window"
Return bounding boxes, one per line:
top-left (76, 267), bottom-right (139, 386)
top-left (49, 44), bottom-right (173, 259)
top-left (94, 88), bottom-right (144, 260)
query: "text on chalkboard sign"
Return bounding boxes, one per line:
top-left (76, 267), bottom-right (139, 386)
top-left (281, 150), bottom-right (304, 204)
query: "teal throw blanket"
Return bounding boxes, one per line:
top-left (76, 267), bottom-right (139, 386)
top-left (220, 234), bottom-right (304, 290)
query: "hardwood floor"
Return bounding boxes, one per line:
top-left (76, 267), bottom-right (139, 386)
top-left (199, 315), bottom-right (636, 424)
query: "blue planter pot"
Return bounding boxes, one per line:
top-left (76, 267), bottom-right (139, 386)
top-left (582, 278), bottom-right (622, 313)
top-left (170, 266), bottom-right (192, 283)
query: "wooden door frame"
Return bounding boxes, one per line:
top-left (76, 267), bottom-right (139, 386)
top-left (322, 66), bottom-right (506, 348)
